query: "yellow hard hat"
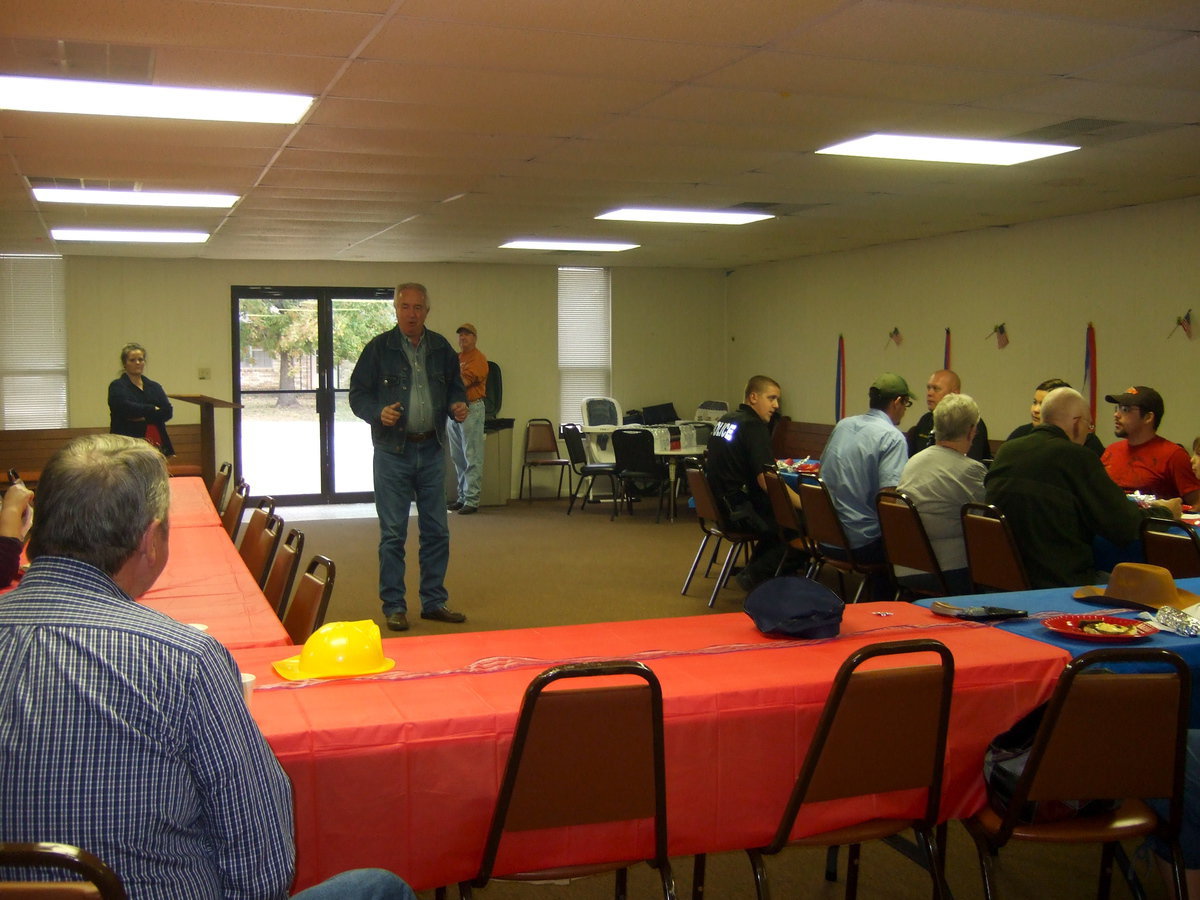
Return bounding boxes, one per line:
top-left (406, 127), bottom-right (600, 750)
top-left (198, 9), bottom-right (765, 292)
top-left (272, 620), bottom-right (396, 681)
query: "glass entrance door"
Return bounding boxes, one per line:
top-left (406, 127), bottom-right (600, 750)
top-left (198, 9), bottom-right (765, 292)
top-left (233, 286), bottom-right (395, 504)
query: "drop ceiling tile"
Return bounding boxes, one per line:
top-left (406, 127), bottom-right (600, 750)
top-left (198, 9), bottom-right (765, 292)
top-left (361, 17), bottom-right (751, 81)
top-left (386, 0), bottom-right (844, 46)
top-left (773, 0), bottom-right (1184, 74)
top-left (695, 50), bottom-right (1053, 106)
top-left (1, 0), bottom-right (382, 56)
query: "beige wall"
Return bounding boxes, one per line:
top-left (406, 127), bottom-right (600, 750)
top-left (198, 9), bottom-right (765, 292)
top-left (726, 195), bottom-right (1200, 448)
top-left (58, 193), bottom-right (1200, 499)
top-left (65, 258), bottom-right (727, 495)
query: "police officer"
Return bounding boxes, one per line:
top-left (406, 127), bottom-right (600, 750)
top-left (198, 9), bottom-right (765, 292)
top-left (705, 375), bottom-right (801, 591)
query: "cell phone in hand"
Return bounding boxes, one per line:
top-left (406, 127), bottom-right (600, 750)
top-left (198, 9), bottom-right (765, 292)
top-left (7, 468), bottom-right (21, 486)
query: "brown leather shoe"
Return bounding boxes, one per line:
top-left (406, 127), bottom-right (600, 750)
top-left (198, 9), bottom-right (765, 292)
top-left (385, 612), bottom-right (409, 632)
top-left (420, 606), bottom-right (467, 624)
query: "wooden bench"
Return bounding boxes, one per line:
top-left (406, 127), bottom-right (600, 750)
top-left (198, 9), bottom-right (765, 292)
top-left (771, 417), bottom-right (834, 461)
top-left (0, 425), bottom-right (203, 484)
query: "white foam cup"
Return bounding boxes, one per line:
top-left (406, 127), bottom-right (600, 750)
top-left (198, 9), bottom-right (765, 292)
top-left (240, 672), bottom-right (256, 708)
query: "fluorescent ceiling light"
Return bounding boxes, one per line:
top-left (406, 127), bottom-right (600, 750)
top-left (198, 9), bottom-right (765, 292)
top-left (0, 75), bottom-right (312, 124)
top-left (597, 208), bottom-right (773, 225)
top-left (501, 240), bottom-right (639, 252)
top-left (52, 228), bottom-right (210, 244)
top-left (816, 133), bottom-right (1079, 166)
top-left (33, 187), bottom-right (238, 208)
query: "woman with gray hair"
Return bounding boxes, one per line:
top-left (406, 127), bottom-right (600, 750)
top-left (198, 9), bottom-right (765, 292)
top-left (107, 342), bottom-right (175, 456)
top-left (895, 393), bottom-right (986, 594)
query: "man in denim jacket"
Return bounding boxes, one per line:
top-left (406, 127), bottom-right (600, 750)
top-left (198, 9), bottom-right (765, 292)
top-left (350, 282), bottom-right (469, 632)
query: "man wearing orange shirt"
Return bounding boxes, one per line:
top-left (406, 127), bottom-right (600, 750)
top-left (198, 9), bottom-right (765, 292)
top-left (1101, 385), bottom-right (1200, 504)
top-left (447, 323), bottom-right (488, 515)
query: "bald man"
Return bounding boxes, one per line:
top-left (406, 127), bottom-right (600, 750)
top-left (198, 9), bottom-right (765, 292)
top-left (906, 369), bottom-right (990, 462)
top-left (985, 388), bottom-right (1176, 588)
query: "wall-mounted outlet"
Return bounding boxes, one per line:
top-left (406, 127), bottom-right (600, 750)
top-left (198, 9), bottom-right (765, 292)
top-left (198, 367), bottom-right (211, 380)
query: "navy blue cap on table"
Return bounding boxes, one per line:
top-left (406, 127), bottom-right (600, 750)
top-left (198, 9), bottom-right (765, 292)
top-left (744, 576), bottom-right (844, 638)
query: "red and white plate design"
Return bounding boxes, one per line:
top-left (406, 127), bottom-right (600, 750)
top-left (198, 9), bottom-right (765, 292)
top-left (1042, 614), bottom-right (1158, 643)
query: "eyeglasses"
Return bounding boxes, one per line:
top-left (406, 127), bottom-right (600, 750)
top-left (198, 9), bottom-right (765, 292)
top-left (900, 397), bottom-right (913, 408)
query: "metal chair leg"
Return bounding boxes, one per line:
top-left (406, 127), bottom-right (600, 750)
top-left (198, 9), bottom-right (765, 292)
top-left (691, 854), bottom-right (706, 900)
top-left (682, 534), bottom-right (712, 594)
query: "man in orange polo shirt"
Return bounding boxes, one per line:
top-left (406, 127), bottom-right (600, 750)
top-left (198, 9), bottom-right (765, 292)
top-left (447, 323), bottom-right (488, 515)
top-left (1101, 385), bottom-right (1199, 504)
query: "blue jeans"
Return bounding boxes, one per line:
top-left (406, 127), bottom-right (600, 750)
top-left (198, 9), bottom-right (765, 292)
top-left (374, 440), bottom-right (451, 615)
top-left (448, 399), bottom-right (485, 507)
top-left (292, 868), bottom-right (416, 899)
top-left (1146, 730), bottom-right (1200, 868)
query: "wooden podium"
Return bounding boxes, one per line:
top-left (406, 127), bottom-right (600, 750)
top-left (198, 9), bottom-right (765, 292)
top-left (168, 395), bottom-right (241, 487)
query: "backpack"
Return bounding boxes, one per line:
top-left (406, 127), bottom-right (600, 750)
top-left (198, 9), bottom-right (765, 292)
top-left (983, 703), bottom-right (1121, 824)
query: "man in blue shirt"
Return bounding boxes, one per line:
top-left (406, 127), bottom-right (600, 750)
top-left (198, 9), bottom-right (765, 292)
top-left (0, 434), bottom-right (413, 899)
top-left (820, 373), bottom-right (912, 596)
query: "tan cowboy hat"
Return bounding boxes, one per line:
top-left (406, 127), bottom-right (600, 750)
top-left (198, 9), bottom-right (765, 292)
top-left (1073, 563), bottom-right (1200, 612)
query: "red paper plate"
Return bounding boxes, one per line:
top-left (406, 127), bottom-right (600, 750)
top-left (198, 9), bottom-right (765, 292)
top-left (1042, 614), bottom-right (1158, 642)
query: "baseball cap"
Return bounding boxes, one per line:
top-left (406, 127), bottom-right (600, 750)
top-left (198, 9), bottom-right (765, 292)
top-left (744, 576), bottom-right (844, 639)
top-left (456, 323), bottom-right (477, 335)
top-left (871, 372), bottom-right (913, 401)
top-left (1104, 385), bottom-right (1163, 421)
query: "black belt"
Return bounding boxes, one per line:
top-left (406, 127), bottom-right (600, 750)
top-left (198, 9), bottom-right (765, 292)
top-left (406, 431), bottom-right (437, 443)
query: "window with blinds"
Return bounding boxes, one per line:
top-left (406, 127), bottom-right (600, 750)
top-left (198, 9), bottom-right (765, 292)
top-left (558, 266), bottom-right (610, 426)
top-left (0, 256), bottom-right (68, 429)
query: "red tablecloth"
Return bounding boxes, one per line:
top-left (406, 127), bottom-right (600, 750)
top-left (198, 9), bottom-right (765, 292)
top-left (137, 478), bottom-right (289, 649)
top-left (232, 604), bottom-right (1069, 891)
top-left (168, 476), bottom-right (222, 528)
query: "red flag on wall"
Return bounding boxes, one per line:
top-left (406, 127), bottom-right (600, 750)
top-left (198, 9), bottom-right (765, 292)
top-left (1084, 323), bottom-right (1097, 423)
top-left (835, 334), bottom-right (846, 420)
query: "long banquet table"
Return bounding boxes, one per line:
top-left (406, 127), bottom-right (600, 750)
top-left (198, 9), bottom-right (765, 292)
top-left (919, 580), bottom-right (1200, 726)
top-left (231, 603), bottom-right (1069, 892)
top-left (138, 477), bottom-right (290, 649)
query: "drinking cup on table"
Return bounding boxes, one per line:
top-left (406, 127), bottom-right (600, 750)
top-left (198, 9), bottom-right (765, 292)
top-left (240, 672), bottom-right (256, 708)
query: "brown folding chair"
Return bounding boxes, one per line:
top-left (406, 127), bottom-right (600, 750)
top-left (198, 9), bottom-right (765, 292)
top-left (221, 481), bottom-right (249, 542)
top-left (964, 647), bottom-right (1191, 900)
top-left (1140, 517), bottom-right (1200, 579)
top-left (281, 555), bottom-right (336, 644)
top-left (263, 528), bottom-right (305, 617)
top-left (238, 502), bottom-right (282, 588)
top-left (961, 502), bottom-right (1031, 592)
top-left (692, 639), bottom-right (954, 900)
top-left (0, 842), bottom-right (127, 899)
top-left (682, 467), bottom-right (757, 608)
top-left (798, 478), bottom-right (888, 603)
top-left (439, 660), bottom-right (675, 900)
top-left (208, 461), bottom-right (232, 512)
top-left (518, 418), bottom-right (572, 501)
top-left (876, 489), bottom-right (950, 599)
top-left (763, 469), bottom-right (817, 578)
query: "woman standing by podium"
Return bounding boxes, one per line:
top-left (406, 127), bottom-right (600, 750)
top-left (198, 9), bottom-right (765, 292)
top-left (108, 342), bottom-right (175, 456)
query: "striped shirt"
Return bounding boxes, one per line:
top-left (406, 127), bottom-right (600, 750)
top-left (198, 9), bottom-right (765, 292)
top-left (0, 557), bottom-right (295, 899)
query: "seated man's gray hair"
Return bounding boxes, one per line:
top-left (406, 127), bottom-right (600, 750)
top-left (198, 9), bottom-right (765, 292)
top-left (27, 434), bottom-right (170, 576)
top-left (933, 393), bottom-right (980, 443)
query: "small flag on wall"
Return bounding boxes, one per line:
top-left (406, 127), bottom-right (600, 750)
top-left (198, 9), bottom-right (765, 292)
top-left (943, 328), bottom-right (951, 369)
top-left (986, 323), bottom-right (1008, 349)
top-left (1169, 309), bottom-right (1193, 339)
top-left (1084, 322), bottom-right (1098, 423)
top-left (835, 334), bottom-right (846, 421)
